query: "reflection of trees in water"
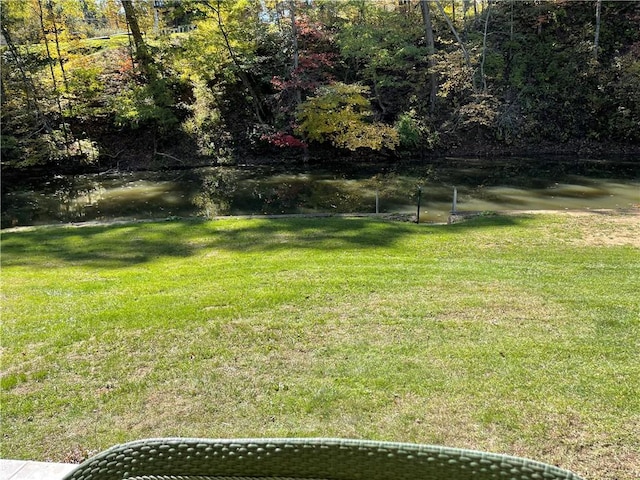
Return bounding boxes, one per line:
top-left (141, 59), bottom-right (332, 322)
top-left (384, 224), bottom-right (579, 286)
top-left (438, 159), bottom-right (638, 189)
top-left (253, 181), bottom-right (309, 214)
top-left (306, 181), bottom-right (372, 213)
top-left (3, 160), bottom-right (637, 228)
top-left (1, 176), bottom-right (103, 227)
top-left (192, 169), bottom-right (239, 218)
top-left (249, 179), bottom-right (378, 215)
top-left (54, 178), bottom-right (104, 221)
top-left (199, 170), bottom-right (439, 215)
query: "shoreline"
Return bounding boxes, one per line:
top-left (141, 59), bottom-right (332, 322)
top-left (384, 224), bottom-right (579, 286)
top-left (3, 208), bottom-right (638, 233)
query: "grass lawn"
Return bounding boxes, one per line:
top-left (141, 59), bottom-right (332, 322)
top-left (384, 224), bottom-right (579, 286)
top-left (1, 212), bottom-right (638, 479)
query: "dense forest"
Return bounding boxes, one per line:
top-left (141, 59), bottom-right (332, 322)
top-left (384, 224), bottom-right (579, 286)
top-left (1, 0), bottom-right (639, 175)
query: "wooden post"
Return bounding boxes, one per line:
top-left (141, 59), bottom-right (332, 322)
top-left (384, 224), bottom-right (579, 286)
top-left (452, 187), bottom-right (458, 213)
top-left (375, 190), bottom-right (379, 214)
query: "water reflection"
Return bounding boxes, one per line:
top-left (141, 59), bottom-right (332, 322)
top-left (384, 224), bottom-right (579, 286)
top-left (193, 170), bottom-right (239, 217)
top-left (2, 158), bottom-right (638, 228)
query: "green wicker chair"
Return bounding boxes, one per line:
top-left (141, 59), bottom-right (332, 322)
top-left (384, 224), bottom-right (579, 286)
top-left (61, 437), bottom-right (584, 480)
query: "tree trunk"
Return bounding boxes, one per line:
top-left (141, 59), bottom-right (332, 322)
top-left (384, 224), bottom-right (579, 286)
top-left (510, 0), bottom-right (514, 42)
top-left (420, 0), bottom-right (437, 114)
top-left (47, 0), bottom-right (77, 153)
top-left (202, 0), bottom-right (267, 123)
top-left (435, 0), bottom-right (471, 68)
top-left (435, 0), bottom-right (475, 91)
top-left (37, 0), bottom-right (69, 150)
top-left (290, 0), bottom-right (302, 105)
top-left (121, 0), bottom-right (153, 77)
top-left (0, 23), bottom-right (43, 122)
top-left (594, 0), bottom-right (602, 61)
top-left (47, 2), bottom-right (70, 95)
top-left (290, 1), bottom-right (309, 163)
top-left (480, 0), bottom-right (492, 92)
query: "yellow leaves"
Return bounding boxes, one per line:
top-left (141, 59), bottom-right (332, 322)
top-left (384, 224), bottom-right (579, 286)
top-left (296, 82), bottom-right (398, 151)
top-left (457, 94), bottom-right (499, 129)
top-left (333, 122), bottom-right (399, 151)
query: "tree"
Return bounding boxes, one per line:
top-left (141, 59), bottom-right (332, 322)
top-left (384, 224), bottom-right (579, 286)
top-left (104, 0), bottom-right (124, 30)
top-left (267, 4), bottom-right (337, 153)
top-left (2, 0), bottom-right (640, 170)
top-left (296, 82), bottom-right (399, 151)
top-left (0, 14), bottom-right (51, 165)
top-left (593, 0), bottom-right (602, 61)
top-left (290, 0), bottom-right (302, 105)
top-left (37, 0), bottom-right (70, 153)
top-left (0, 9), bottom-right (43, 122)
top-left (338, 4), bottom-right (424, 119)
top-left (479, 0), bottom-right (492, 92)
top-left (434, 0), bottom-right (473, 83)
top-left (420, 0), bottom-right (437, 113)
top-left (199, 0), bottom-right (267, 122)
top-left (121, 0), bottom-right (153, 78)
top-left (113, 0), bottom-right (179, 137)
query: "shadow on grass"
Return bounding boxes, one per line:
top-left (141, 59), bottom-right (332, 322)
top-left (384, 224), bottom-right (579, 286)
top-left (1, 222), bottom-right (195, 268)
top-left (1, 214), bottom-right (527, 268)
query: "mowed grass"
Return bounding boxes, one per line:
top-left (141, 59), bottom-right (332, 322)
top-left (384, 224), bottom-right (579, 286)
top-left (1, 213), bottom-right (638, 479)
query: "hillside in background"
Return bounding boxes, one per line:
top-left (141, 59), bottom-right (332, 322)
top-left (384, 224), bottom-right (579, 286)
top-left (2, 0), bottom-right (639, 175)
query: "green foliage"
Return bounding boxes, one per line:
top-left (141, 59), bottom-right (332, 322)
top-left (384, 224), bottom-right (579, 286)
top-left (1, 129), bottom-right (100, 168)
top-left (112, 81), bottom-right (177, 131)
top-left (605, 52), bottom-right (640, 142)
top-left (482, 52), bottom-right (504, 82)
top-left (0, 135), bottom-right (22, 164)
top-left (338, 9), bottom-right (422, 69)
top-left (434, 50), bottom-right (475, 107)
top-left (24, 128), bottom-right (71, 166)
top-left (69, 138), bottom-right (100, 163)
top-left (68, 66), bottom-right (103, 99)
top-left (396, 111), bottom-right (421, 149)
top-left (67, 64), bottom-right (104, 116)
top-left (483, 1), bottom-right (640, 143)
top-left (296, 82), bottom-right (398, 151)
top-left (395, 110), bottom-right (439, 150)
top-left (337, 7), bottom-right (424, 117)
top-left (181, 80), bottom-right (231, 157)
top-left (0, 0), bottom-right (41, 44)
top-left (1, 0), bottom-right (640, 168)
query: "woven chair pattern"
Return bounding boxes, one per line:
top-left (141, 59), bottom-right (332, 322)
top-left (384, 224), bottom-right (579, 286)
top-left (61, 438), bottom-right (584, 480)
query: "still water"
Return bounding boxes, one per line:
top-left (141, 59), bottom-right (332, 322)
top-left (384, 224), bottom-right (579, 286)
top-left (2, 158), bottom-right (638, 228)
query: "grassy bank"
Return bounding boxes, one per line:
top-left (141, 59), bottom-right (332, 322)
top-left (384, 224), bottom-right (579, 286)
top-left (1, 213), bottom-right (638, 479)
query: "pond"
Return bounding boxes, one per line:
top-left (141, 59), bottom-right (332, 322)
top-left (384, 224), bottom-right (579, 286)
top-left (2, 157), bottom-right (639, 228)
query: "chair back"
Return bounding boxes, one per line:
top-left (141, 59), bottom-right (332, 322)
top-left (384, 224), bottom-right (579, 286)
top-left (62, 437), bottom-right (584, 480)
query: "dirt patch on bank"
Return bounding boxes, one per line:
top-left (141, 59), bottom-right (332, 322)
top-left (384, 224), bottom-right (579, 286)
top-left (529, 209), bottom-right (640, 247)
top-left (450, 209), bottom-right (640, 247)
top-left (572, 213), bottom-right (640, 247)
